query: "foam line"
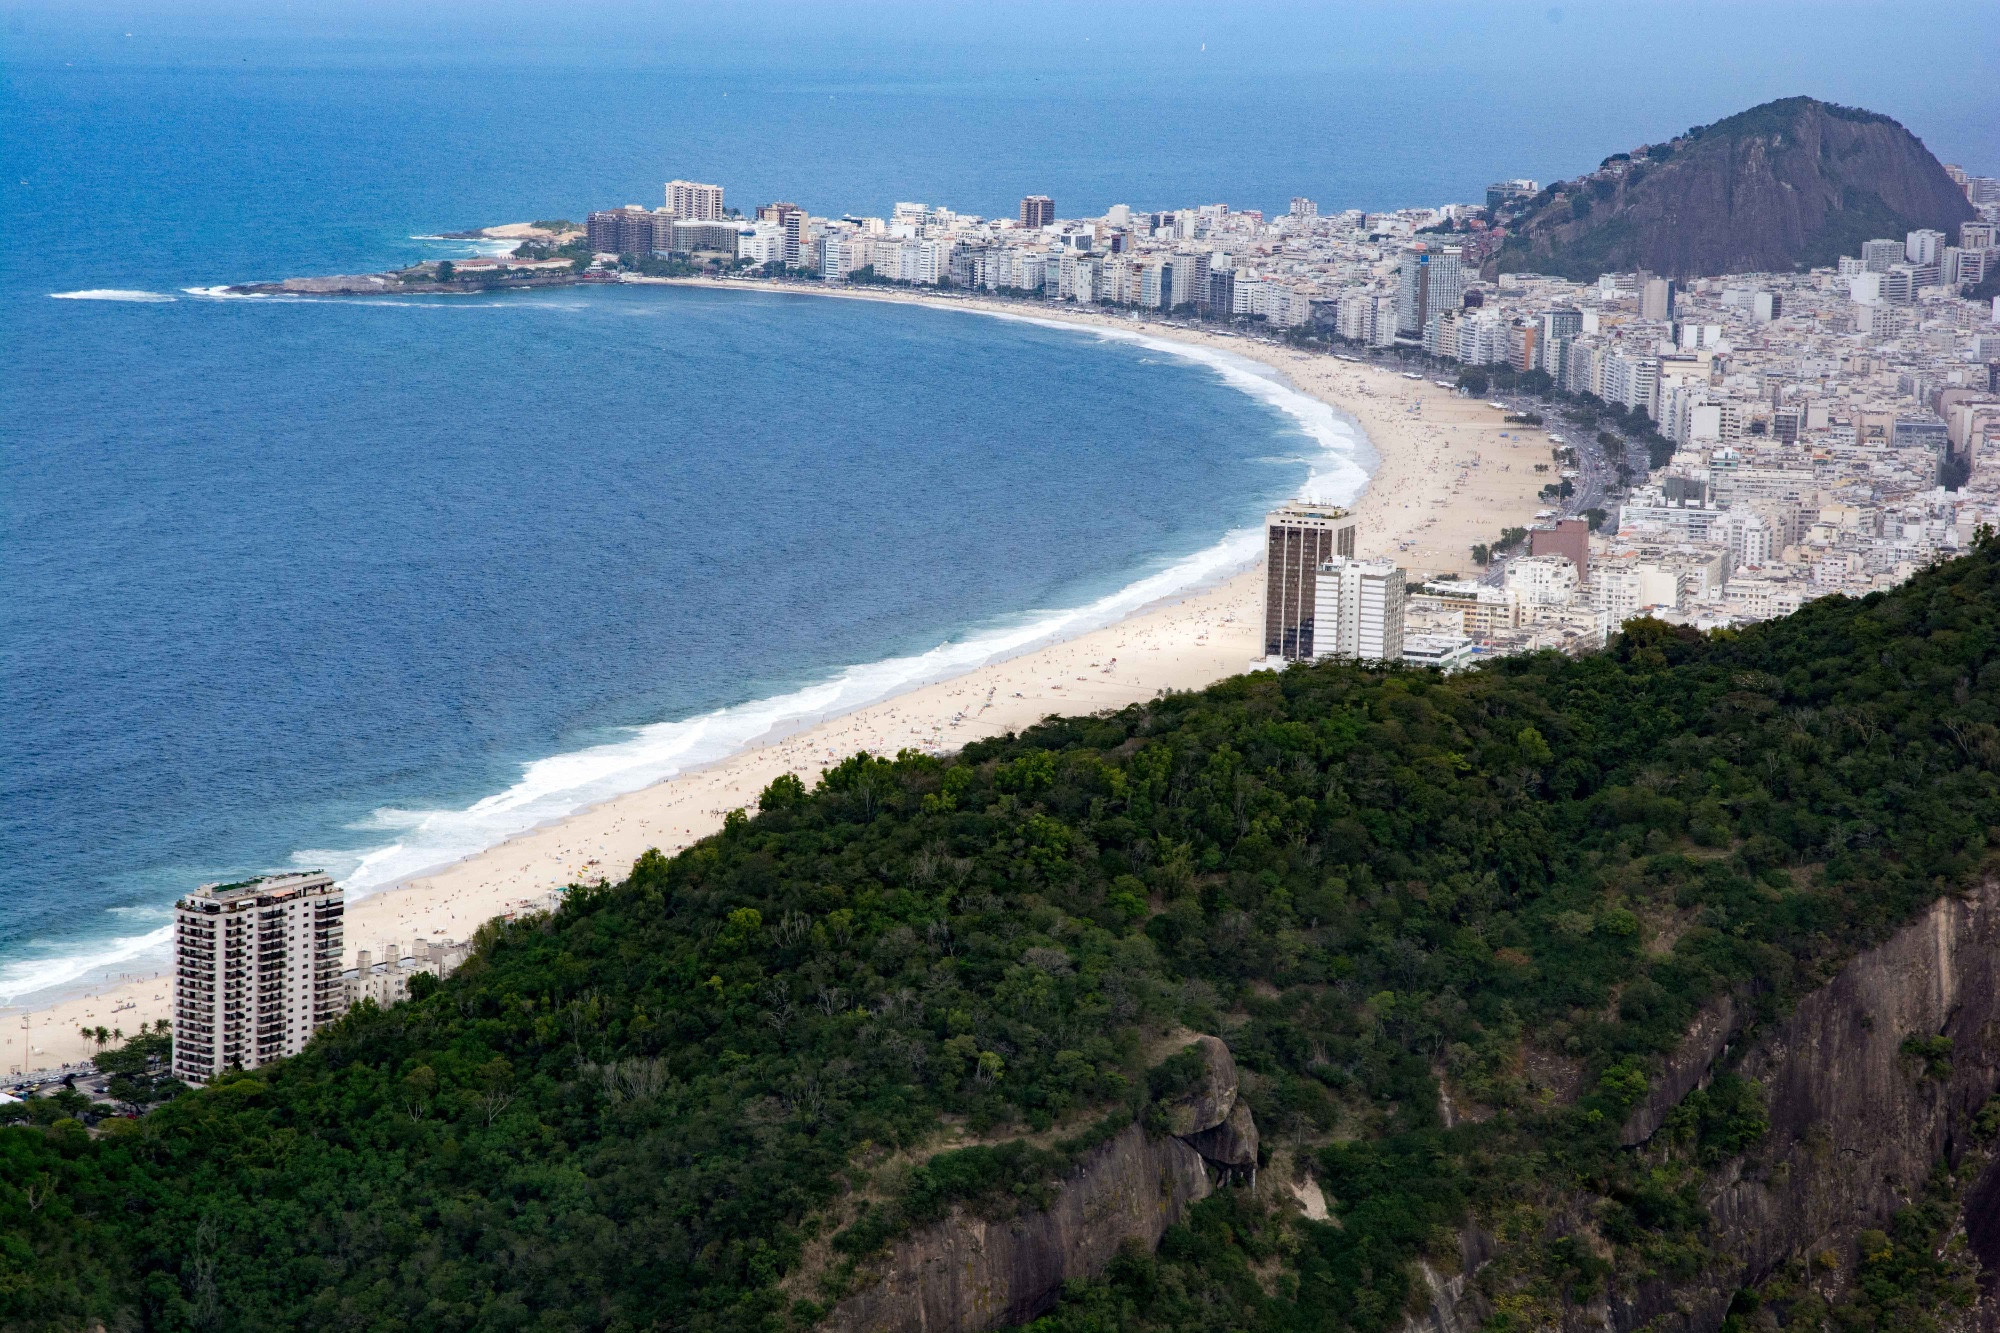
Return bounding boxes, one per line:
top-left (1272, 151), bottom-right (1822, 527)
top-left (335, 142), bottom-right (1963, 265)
top-left (50, 289), bottom-right (174, 302)
top-left (0, 924), bottom-right (173, 1005)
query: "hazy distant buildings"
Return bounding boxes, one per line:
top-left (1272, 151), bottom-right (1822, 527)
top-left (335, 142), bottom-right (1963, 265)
top-left (672, 220), bottom-right (742, 257)
top-left (1861, 238), bottom-right (1906, 272)
top-left (1019, 195), bottom-right (1055, 228)
top-left (587, 206), bottom-right (669, 257)
top-left (755, 202), bottom-right (806, 266)
top-left (172, 872), bottom-right (343, 1085)
top-left (1264, 503), bottom-right (1356, 659)
top-left (1485, 179), bottom-right (1540, 211)
top-left (665, 179), bottom-right (725, 221)
top-left (1314, 557), bottom-right (1407, 662)
top-left (1640, 276), bottom-right (1675, 321)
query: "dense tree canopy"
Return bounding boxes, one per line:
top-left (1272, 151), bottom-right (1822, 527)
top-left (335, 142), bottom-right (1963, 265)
top-left (10, 538), bottom-right (2000, 1332)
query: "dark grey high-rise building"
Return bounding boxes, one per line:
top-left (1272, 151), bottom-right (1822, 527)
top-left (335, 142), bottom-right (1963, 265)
top-left (1204, 270), bottom-right (1235, 317)
top-left (1019, 195), bottom-right (1055, 228)
top-left (1264, 503), bottom-right (1357, 660)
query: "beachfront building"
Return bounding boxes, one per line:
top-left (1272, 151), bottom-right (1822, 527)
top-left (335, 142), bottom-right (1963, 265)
top-left (1263, 503), bottom-right (1357, 660)
top-left (172, 872), bottom-right (344, 1085)
top-left (340, 938), bottom-right (473, 1010)
top-left (665, 179), bottom-right (725, 221)
top-left (1313, 556), bottom-right (1407, 663)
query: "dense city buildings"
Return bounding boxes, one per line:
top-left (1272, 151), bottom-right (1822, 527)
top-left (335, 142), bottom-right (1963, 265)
top-left (171, 872), bottom-right (344, 1085)
top-left (578, 162), bottom-right (1998, 667)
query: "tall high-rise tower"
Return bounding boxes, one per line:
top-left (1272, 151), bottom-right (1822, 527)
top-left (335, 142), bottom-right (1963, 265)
top-left (665, 180), bottom-right (726, 221)
top-left (1313, 557), bottom-right (1406, 662)
top-left (1019, 195), bottom-right (1055, 228)
top-left (172, 872), bottom-right (344, 1085)
top-left (1264, 503), bottom-right (1356, 660)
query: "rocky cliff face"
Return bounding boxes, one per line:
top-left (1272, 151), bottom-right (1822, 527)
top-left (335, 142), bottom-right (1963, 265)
top-left (1646, 882), bottom-right (2000, 1329)
top-left (821, 1125), bottom-right (1210, 1333)
top-left (1400, 883), bottom-right (2000, 1333)
top-left (822, 1036), bottom-right (1258, 1333)
top-left (1499, 96), bottom-right (1974, 279)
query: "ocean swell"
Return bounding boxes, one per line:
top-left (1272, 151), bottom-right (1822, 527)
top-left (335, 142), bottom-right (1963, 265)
top-left (5, 308), bottom-right (1371, 1009)
top-left (332, 316), bottom-right (1369, 899)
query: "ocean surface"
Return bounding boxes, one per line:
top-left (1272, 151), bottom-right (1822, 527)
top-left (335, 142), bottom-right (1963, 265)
top-left (3, 3), bottom-right (1995, 1010)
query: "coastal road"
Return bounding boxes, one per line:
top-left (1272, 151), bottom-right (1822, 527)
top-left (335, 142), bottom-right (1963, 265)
top-left (1477, 395), bottom-right (1634, 586)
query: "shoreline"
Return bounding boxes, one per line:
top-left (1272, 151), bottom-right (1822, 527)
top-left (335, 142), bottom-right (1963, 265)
top-left (3, 282), bottom-right (1551, 1078)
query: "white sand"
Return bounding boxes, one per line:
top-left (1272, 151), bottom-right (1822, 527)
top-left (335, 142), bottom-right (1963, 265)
top-left (5, 289), bottom-right (1550, 1077)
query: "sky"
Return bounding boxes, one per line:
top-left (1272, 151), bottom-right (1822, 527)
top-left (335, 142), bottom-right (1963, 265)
top-left (2, 1), bottom-right (1994, 218)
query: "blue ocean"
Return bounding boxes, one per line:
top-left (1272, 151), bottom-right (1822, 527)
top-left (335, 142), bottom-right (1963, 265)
top-left (3, 2), bottom-right (1994, 1009)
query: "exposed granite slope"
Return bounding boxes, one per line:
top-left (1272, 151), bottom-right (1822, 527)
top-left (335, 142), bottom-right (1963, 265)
top-left (822, 1035), bottom-right (1260, 1333)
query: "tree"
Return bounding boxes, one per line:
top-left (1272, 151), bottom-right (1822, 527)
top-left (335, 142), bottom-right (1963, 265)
top-left (1458, 370), bottom-right (1490, 397)
top-left (436, 260), bottom-right (455, 282)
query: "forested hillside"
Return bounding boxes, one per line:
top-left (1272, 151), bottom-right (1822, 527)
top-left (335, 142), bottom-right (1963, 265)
top-left (1496, 97), bottom-right (1973, 279)
top-left (12, 537), bottom-right (2000, 1332)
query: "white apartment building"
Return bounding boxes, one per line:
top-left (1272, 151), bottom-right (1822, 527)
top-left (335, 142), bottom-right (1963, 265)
top-left (341, 939), bottom-right (473, 1010)
top-left (1313, 556), bottom-right (1407, 662)
top-left (1402, 633), bottom-right (1475, 671)
top-left (173, 872), bottom-right (344, 1085)
top-left (1504, 555), bottom-right (1580, 608)
top-left (664, 179), bottom-right (725, 221)
top-left (1592, 563), bottom-right (1682, 623)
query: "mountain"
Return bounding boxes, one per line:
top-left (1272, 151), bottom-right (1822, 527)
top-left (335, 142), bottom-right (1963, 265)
top-left (1497, 96), bottom-right (1974, 280)
top-left (17, 543), bottom-right (2000, 1331)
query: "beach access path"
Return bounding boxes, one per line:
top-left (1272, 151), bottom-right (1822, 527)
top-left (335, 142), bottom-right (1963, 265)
top-left (6, 285), bottom-right (1551, 1077)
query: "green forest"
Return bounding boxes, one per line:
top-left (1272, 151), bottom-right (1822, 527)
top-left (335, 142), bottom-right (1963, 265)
top-left (12, 536), bottom-right (2000, 1333)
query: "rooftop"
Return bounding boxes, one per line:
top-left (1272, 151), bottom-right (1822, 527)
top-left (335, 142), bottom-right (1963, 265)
top-left (182, 871), bottom-right (335, 909)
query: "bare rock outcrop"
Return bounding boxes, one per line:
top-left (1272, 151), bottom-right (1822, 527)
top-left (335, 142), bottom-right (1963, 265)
top-left (822, 1034), bottom-right (1263, 1333)
top-left (1610, 882), bottom-right (2000, 1330)
top-left (1184, 1096), bottom-right (1259, 1171)
top-left (1157, 1035), bottom-right (1239, 1137)
top-left (820, 1124), bottom-right (1211, 1333)
top-left (1619, 994), bottom-right (1741, 1147)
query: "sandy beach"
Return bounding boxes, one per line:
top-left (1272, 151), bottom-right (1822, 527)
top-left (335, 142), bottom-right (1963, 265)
top-left (6, 285), bottom-right (1549, 1077)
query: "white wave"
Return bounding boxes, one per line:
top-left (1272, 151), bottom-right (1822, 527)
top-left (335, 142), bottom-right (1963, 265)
top-left (50, 289), bottom-right (174, 302)
top-left (334, 524), bottom-right (1268, 899)
top-left (0, 924), bottom-right (173, 1006)
top-left (411, 232), bottom-right (520, 259)
top-left (181, 285), bottom-right (274, 300)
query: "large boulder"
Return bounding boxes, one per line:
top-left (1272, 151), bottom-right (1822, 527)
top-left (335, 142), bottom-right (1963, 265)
top-left (1156, 1035), bottom-right (1239, 1137)
top-left (1184, 1095), bottom-right (1259, 1171)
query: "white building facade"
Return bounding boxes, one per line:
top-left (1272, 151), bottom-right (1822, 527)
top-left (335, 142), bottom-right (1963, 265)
top-left (1313, 557), bottom-right (1407, 662)
top-left (172, 872), bottom-right (344, 1085)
